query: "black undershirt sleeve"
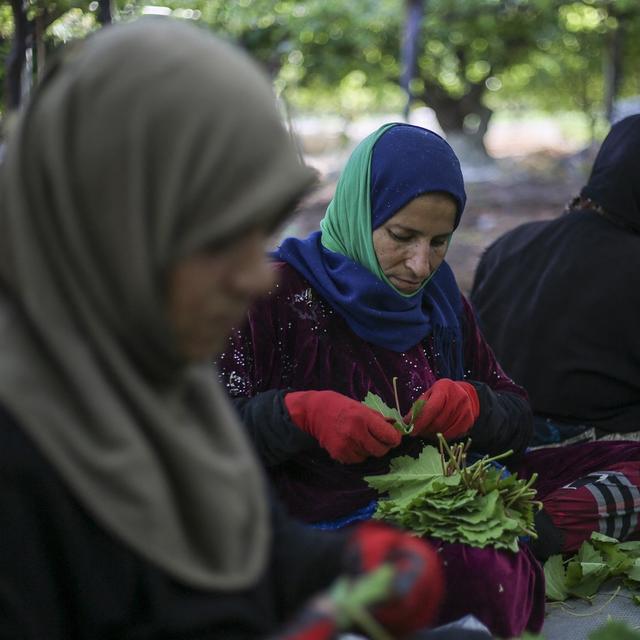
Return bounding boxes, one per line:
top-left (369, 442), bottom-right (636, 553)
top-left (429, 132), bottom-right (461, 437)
top-left (232, 390), bottom-right (317, 467)
top-left (467, 382), bottom-right (533, 464)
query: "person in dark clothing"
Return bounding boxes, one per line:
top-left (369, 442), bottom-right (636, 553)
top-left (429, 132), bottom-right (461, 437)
top-left (470, 114), bottom-right (640, 446)
top-left (469, 115), bottom-right (640, 564)
top-left (0, 18), bottom-right (447, 640)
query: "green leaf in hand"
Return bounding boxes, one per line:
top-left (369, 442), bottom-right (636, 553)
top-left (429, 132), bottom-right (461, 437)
top-left (362, 391), bottom-right (404, 422)
top-left (410, 399), bottom-right (425, 424)
top-left (362, 377), bottom-right (426, 435)
top-left (331, 564), bottom-right (395, 640)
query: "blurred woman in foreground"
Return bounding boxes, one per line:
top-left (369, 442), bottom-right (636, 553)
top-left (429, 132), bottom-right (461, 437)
top-left (0, 18), bottom-right (445, 640)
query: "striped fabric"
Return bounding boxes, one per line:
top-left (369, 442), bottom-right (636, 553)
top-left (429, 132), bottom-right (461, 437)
top-left (543, 463), bottom-right (640, 552)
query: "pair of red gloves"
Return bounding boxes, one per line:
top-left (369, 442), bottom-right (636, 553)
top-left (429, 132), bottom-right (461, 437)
top-left (272, 521), bottom-right (444, 640)
top-left (285, 379), bottom-right (480, 464)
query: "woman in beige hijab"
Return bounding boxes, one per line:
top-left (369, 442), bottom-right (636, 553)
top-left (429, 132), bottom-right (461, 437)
top-left (0, 17), bottom-right (446, 640)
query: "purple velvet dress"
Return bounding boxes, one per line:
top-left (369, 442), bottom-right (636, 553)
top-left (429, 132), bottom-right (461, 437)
top-left (217, 262), bottom-right (544, 637)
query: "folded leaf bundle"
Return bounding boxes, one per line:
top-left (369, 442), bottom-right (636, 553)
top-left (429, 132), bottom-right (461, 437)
top-left (365, 437), bottom-right (541, 552)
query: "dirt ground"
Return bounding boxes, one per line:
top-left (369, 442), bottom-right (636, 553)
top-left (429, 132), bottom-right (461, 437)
top-left (273, 148), bottom-right (591, 294)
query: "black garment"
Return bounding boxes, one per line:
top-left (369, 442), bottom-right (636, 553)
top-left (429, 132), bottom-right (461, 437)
top-left (233, 385), bottom-right (531, 467)
top-left (467, 383), bottom-right (531, 463)
top-left (233, 390), bottom-right (316, 467)
top-left (581, 114), bottom-right (640, 233)
top-left (470, 210), bottom-right (640, 434)
top-left (0, 403), bottom-right (346, 640)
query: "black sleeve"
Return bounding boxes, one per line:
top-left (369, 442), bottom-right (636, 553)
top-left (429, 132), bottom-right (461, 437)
top-left (466, 382), bottom-right (533, 464)
top-left (0, 406), bottom-right (338, 640)
top-left (232, 390), bottom-right (318, 467)
top-left (269, 496), bottom-right (348, 618)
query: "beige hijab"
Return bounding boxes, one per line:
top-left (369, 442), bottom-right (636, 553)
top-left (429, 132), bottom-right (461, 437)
top-left (0, 18), bottom-right (314, 589)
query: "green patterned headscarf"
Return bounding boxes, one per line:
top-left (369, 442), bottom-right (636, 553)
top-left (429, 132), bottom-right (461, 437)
top-left (320, 124), bottom-right (405, 289)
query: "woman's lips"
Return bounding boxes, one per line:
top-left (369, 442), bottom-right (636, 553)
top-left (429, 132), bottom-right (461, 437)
top-left (390, 275), bottom-right (422, 291)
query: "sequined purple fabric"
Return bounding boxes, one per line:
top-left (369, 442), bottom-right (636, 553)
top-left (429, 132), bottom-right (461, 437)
top-left (217, 262), bottom-right (543, 637)
top-left (218, 261), bottom-right (525, 522)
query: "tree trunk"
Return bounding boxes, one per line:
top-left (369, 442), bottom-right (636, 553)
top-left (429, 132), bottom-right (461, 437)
top-left (35, 13), bottom-right (46, 83)
top-left (97, 0), bottom-right (113, 25)
top-left (6, 0), bottom-right (29, 110)
top-left (400, 0), bottom-right (424, 120)
top-left (603, 12), bottom-right (624, 123)
top-left (420, 79), bottom-right (493, 159)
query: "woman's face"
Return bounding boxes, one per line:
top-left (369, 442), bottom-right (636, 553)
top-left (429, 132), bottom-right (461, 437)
top-left (167, 229), bottom-right (275, 361)
top-left (372, 192), bottom-right (457, 294)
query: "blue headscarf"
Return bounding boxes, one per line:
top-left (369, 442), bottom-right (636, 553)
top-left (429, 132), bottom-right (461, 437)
top-left (274, 124), bottom-right (467, 373)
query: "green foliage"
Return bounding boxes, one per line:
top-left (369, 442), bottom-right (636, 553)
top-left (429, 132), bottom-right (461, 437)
top-left (4, 1), bottom-right (640, 127)
top-left (361, 377), bottom-right (424, 434)
top-left (330, 564), bottom-right (395, 640)
top-left (515, 619), bottom-right (640, 640)
top-left (589, 620), bottom-right (640, 640)
top-left (366, 438), bottom-right (540, 551)
top-left (362, 391), bottom-right (409, 433)
top-left (544, 531), bottom-right (640, 602)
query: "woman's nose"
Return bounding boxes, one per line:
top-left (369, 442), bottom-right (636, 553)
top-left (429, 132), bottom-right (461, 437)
top-left (232, 232), bottom-right (276, 296)
top-left (405, 244), bottom-right (431, 280)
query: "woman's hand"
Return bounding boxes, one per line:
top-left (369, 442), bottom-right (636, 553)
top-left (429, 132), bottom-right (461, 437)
top-left (270, 522), bottom-right (444, 640)
top-left (271, 521), bottom-right (444, 639)
top-left (285, 390), bottom-right (402, 464)
top-left (343, 521), bottom-right (444, 636)
top-left (407, 379), bottom-right (480, 440)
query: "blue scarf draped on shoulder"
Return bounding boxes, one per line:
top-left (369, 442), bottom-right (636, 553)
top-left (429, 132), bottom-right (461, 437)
top-left (273, 123), bottom-right (467, 379)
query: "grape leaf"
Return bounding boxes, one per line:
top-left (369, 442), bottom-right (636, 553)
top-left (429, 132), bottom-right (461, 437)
top-left (410, 399), bottom-right (425, 424)
top-left (544, 554), bottom-right (568, 601)
top-left (331, 564), bottom-right (395, 640)
top-left (362, 391), bottom-right (403, 422)
top-left (362, 391), bottom-right (411, 434)
top-left (589, 620), bottom-right (640, 640)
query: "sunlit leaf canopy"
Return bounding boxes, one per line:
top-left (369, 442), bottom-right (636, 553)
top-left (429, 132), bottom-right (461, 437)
top-left (2, 0), bottom-right (640, 138)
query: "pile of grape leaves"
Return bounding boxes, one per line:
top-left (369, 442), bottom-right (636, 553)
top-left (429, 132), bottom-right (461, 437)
top-left (544, 531), bottom-right (640, 602)
top-left (365, 437), bottom-right (540, 552)
top-left (520, 620), bottom-right (640, 640)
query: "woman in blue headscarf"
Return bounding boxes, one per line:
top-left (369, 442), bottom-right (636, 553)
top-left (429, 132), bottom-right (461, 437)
top-left (218, 123), bottom-right (545, 637)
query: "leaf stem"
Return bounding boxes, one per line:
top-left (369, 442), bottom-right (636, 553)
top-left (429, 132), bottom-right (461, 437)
top-left (348, 606), bottom-right (395, 640)
top-left (563, 586), bottom-right (622, 617)
top-left (392, 376), bottom-right (403, 420)
top-left (437, 434), bottom-right (465, 479)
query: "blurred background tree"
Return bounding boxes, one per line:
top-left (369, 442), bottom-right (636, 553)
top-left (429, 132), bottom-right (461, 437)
top-left (2, 0), bottom-right (638, 297)
top-left (2, 0), bottom-right (640, 151)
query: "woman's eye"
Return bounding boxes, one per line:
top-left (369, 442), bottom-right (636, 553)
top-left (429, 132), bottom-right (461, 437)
top-left (389, 230), bottom-right (412, 242)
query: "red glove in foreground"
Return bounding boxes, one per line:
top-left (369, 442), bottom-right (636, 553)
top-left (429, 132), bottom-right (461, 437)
top-left (271, 521), bottom-right (444, 640)
top-left (269, 603), bottom-right (338, 640)
top-left (285, 390), bottom-right (401, 464)
top-left (344, 521), bottom-right (444, 636)
top-left (407, 379), bottom-right (480, 440)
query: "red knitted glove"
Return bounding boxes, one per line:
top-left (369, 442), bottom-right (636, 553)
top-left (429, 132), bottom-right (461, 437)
top-left (285, 390), bottom-right (401, 464)
top-left (269, 600), bottom-right (338, 640)
top-left (407, 379), bottom-right (480, 440)
top-left (344, 521), bottom-right (444, 636)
